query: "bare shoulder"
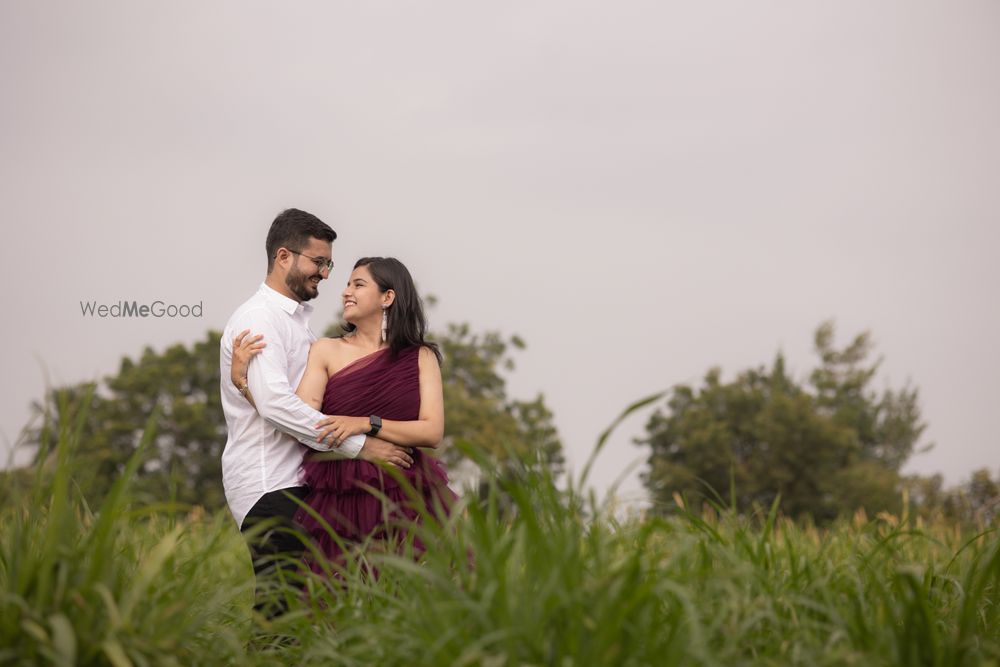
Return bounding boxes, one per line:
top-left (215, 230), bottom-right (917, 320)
top-left (310, 337), bottom-right (350, 365)
top-left (418, 345), bottom-right (442, 368)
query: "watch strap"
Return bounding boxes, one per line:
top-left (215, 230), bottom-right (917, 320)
top-left (367, 414), bottom-right (382, 437)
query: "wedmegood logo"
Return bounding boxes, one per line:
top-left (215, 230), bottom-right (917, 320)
top-left (79, 300), bottom-right (204, 318)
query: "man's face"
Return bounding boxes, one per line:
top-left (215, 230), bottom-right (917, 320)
top-left (284, 237), bottom-right (333, 302)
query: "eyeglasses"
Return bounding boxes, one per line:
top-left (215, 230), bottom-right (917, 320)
top-left (287, 249), bottom-right (334, 273)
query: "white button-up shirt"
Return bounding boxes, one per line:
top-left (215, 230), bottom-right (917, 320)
top-left (220, 283), bottom-right (365, 527)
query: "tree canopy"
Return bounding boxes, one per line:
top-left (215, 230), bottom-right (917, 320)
top-left (638, 322), bottom-right (928, 522)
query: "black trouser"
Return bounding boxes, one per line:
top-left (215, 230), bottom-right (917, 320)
top-left (240, 486), bottom-right (310, 619)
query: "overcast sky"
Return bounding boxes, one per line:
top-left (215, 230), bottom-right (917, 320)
top-left (1, 1), bottom-right (997, 505)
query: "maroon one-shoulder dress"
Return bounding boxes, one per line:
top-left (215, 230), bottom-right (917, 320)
top-left (294, 345), bottom-right (455, 570)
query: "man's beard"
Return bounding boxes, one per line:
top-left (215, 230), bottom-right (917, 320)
top-left (286, 266), bottom-right (319, 301)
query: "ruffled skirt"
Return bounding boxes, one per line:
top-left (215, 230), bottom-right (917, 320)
top-left (294, 451), bottom-right (455, 572)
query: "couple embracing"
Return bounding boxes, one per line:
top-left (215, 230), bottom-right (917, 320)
top-left (219, 208), bottom-right (455, 617)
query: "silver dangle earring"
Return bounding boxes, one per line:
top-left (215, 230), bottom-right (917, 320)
top-left (380, 306), bottom-right (388, 345)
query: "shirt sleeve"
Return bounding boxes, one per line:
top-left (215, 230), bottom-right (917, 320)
top-left (236, 311), bottom-right (366, 458)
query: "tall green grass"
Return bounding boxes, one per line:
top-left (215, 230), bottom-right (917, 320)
top-left (2, 394), bottom-right (998, 665)
top-left (0, 391), bottom-right (251, 665)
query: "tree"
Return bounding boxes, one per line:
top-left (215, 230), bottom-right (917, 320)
top-left (434, 323), bottom-right (562, 472)
top-left (22, 315), bottom-right (562, 509)
top-left (809, 322), bottom-right (925, 471)
top-left (638, 322), bottom-right (926, 522)
top-left (904, 468), bottom-right (1000, 524)
top-left (25, 333), bottom-right (228, 509)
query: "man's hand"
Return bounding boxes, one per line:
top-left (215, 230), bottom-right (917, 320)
top-left (358, 436), bottom-right (414, 469)
top-left (315, 415), bottom-right (370, 447)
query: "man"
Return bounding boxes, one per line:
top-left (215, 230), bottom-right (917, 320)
top-left (220, 208), bottom-right (413, 617)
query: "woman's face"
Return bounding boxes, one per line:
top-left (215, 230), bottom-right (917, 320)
top-left (342, 265), bottom-right (390, 324)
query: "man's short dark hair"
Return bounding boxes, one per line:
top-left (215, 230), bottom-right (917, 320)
top-left (265, 208), bottom-right (336, 272)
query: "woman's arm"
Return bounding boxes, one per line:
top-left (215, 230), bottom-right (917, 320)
top-left (295, 339), bottom-right (336, 411)
top-left (377, 346), bottom-right (445, 447)
top-left (315, 346), bottom-right (445, 449)
top-left (231, 330), bottom-right (264, 409)
top-left (232, 333), bottom-right (335, 411)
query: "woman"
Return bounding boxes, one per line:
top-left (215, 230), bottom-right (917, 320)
top-left (231, 257), bottom-right (455, 572)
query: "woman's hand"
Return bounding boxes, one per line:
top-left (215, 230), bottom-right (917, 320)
top-left (231, 329), bottom-right (266, 388)
top-left (315, 415), bottom-right (372, 447)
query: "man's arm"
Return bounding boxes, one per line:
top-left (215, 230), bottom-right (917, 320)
top-left (236, 314), bottom-right (366, 457)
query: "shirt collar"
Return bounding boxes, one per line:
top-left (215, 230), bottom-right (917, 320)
top-left (258, 282), bottom-right (314, 317)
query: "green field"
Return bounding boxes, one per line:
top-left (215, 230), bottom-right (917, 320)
top-left (2, 421), bottom-right (998, 666)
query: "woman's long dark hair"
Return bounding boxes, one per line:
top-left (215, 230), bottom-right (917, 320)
top-left (343, 257), bottom-right (441, 363)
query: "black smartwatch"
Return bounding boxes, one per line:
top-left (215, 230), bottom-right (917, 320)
top-left (367, 415), bottom-right (382, 437)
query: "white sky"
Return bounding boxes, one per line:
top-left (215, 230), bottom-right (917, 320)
top-left (1, 1), bottom-right (998, 505)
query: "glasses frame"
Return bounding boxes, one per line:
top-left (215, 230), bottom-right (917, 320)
top-left (286, 249), bottom-right (334, 273)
